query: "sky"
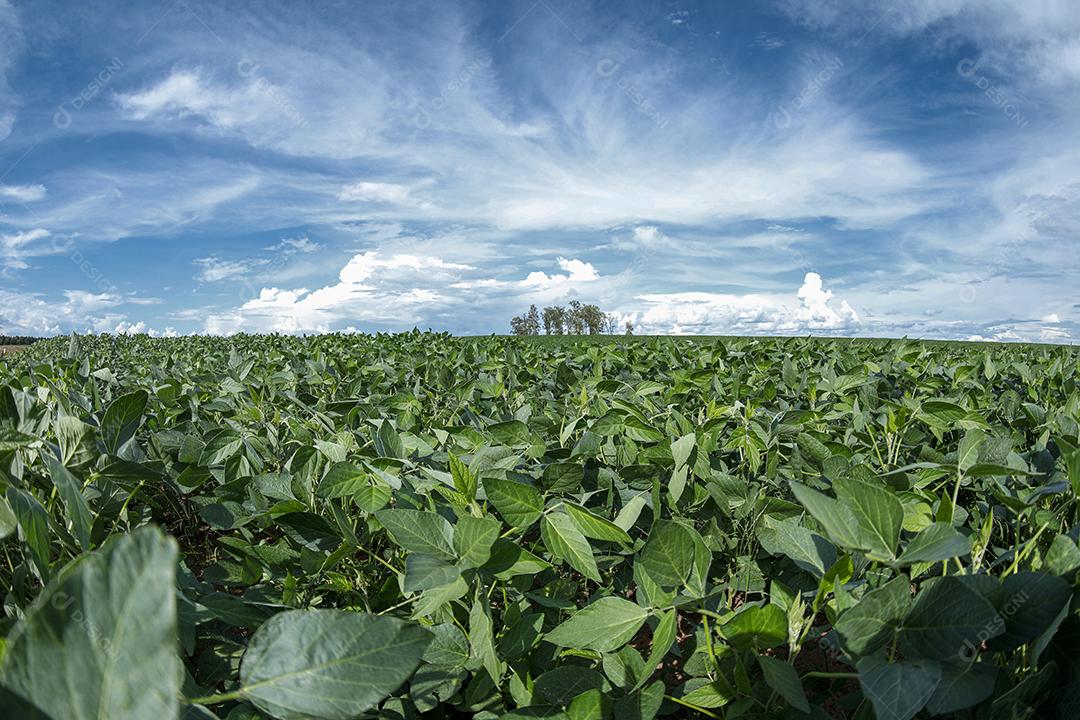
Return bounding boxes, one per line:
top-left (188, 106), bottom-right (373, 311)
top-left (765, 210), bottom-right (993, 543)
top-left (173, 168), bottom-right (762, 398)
top-left (0, 0), bottom-right (1078, 341)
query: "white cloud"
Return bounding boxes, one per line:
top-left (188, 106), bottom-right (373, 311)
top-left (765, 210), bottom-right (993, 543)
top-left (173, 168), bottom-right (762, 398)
top-left (63, 290), bottom-right (122, 313)
top-left (0, 183), bottom-right (46, 202)
top-left (99, 15), bottom-right (936, 235)
top-left (115, 68), bottom-right (307, 138)
top-left (337, 182), bottom-right (413, 204)
top-left (1041, 313), bottom-right (1061, 323)
top-left (203, 253), bottom-right (603, 334)
top-left (634, 272), bottom-right (860, 335)
top-left (268, 235), bottom-right (320, 254)
top-left (1, 228), bottom-right (51, 270)
top-left (194, 256), bottom-right (252, 282)
top-left (114, 321), bottom-right (179, 337)
top-left (797, 272), bottom-right (860, 326)
top-left (780, 0), bottom-right (1080, 85)
top-left (338, 252), bottom-right (473, 285)
top-left (0, 287), bottom-right (164, 336)
top-left (204, 251), bottom-right (475, 333)
top-left (521, 257), bottom-right (600, 289)
top-left (0, 0), bottom-right (22, 143)
top-left (626, 225), bottom-right (669, 248)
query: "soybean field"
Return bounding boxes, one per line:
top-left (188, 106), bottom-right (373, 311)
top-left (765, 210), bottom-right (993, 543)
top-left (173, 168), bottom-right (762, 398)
top-left (0, 332), bottom-right (1079, 719)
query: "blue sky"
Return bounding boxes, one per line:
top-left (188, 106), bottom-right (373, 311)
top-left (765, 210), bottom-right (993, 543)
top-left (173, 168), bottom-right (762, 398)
top-left (0, 0), bottom-right (1078, 340)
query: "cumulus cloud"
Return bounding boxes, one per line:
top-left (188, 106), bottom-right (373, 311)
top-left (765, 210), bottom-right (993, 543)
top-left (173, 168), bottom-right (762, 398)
top-left (204, 251), bottom-right (474, 333)
top-left (635, 272), bottom-right (860, 335)
top-left (113, 321), bottom-right (178, 337)
top-left (521, 257), bottom-right (600, 289)
top-left (203, 253), bottom-right (603, 334)
top-left (796, 272), bottom-right (860, 326)
top-left (0, 287), bottom-right (162, 336)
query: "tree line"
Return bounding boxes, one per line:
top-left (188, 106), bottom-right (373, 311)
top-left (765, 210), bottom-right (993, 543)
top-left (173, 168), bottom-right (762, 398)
top-left (0, 336), bottom-right (42, 345)
top-left (510, 301), bottom-right (633, 336)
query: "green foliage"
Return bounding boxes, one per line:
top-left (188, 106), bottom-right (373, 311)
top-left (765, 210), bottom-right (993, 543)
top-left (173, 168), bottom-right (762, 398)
top-left (0, 331), bottom-right (1079, 719)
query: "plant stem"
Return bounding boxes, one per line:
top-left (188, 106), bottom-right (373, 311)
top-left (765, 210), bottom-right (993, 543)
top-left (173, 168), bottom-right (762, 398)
top-left (354, 544), bottom-right (401, 574)
top-left (801, 671), bottom-right (860, 680)
top-left (185, 690), bottom-right (245, 705)
top-left (664, 695), bottom-right (721, 718)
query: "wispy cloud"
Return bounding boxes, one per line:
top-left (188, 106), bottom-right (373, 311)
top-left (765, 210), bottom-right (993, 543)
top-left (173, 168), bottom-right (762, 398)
top-left (0, 183), bottom-right (46, 202)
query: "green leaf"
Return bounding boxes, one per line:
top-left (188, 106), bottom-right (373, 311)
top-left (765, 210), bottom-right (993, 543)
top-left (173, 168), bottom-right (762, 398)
top-left (564, 503), bottom-right (632, 545)
top-left (499, 612), bottom-right (544, 661)
top-left (488, 420), bottom-right (533, 446)
top-left (0, 494), bottom-right (16, 540)
top-left (422, 623), bottom-right (469, 669)
top-left (354, 482), bottom-right (391, 513)
top-left (6, 487), bottom-right (51, 581)
top-left (482, 538), bottom-right (551, 579)
top-left (897, 523), bottom-right (970, 565)
top-left (404, 554), bottom-right (461, 593)
top-left (453, 514), bottom-right (500, 568)
top-left (671, 433), bottom-right (695, 468)
top-left (614, 681), bottom-right (664, 720)
top-left (239, 609), bottom-right (431, 720)
top-left (43, 454), bottom-right (94, 552)
top-left (545, 597), bottom-right (649, 652)
top-left (925, 663), bottom-right (996, 715)
top-left (680, 680), bottom-right (734, 709)
top-left (1043, 535), bottom-right (1080, 576)
top-left (199, 431), bottom-right (242, 467)
top-left (988, 572), bottom-right (1072, 651)
top-left (920, 400), bottom-right (967, 430)
top-left (375, 421), bottom-right (405, 459)
top-left (633, 609), bottom-right (676, 691)
top-left (833, 475), bottom-right (903, 560)
top-left (566, 688), bottom-right (609, 720)
top-left (0, 527), bottom-right (180, 720)
top-left (720, 603), bottom-right (787, 650)
top-left (99, 390), bottom-right (148, 454)
top-left (376, 509), bottom-right (456, 562)
top-left (756, 516), bottom-right (836, 578)
top-left (757, 655), bottom-right (809, 713)
top-left (468, 588), bottom-right (503, 683)
top-left (856, 656), bottom-right (941, 720)
top-left (541, 512), bottom-right (600, 582)
top-left (789, 482), bottom-right (865, 550)
top-left (449, 453), bottom-right (477, 502)
top-left (316, 462), bottom-right (367, 499)
top-left (797, 433), bottom-right (831, 467)
top-left (899, 575), bottom-right (1002, 661)
top-left (638, 520), bottom-right (694, 588)
top-left (484, 477), bottom-right (544, 528)
top-left (833, 575), bottom-right (911, 655)
top-left (957, 430), bottom-right (986, 472)
top-left (534, 667), bottom-right (606, 706)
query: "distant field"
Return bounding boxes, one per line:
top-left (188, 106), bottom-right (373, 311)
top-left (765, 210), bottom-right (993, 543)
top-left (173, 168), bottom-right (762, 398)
top-left (0, 345), bottom-right (27, 356)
